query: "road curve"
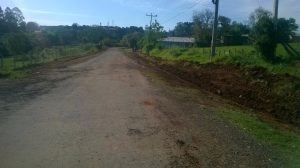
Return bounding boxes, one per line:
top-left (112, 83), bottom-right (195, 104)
top-left (0, 48), bottom-right (277, 168)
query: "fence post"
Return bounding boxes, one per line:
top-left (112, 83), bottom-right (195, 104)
top-left (22, 59), bottom-right (25, 68)
top-left (0, 53), bottom-right (3, 69)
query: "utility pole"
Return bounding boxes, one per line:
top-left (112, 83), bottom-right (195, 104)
top-left (273, 0), bottom-right (279, 30)
top-left (273, 0), bottom-right (279, 20)
top-left (273, 0), bottom-right (279, 55)
top-left (146, 13), bottom-right (157, 29)
top-left (211, 0), bottom-right (219, 59)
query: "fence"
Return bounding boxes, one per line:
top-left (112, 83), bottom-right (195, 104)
top-left (0, 44), bottom-right (98, 73)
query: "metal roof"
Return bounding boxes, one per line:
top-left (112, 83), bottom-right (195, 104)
top-left (160, 37), bottom-right (195, 43)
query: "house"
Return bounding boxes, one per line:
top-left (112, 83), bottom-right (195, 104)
top-left (159, 37), bottom-right (195, 48)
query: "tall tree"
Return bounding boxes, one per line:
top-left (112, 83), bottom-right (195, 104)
top-left (250, 8), bottom-right (277, 61)
top-left (277, 18), bottom-right (299, 59)
top-left (141, 20), bottom-right (164, 53)
top-left (4, 7), bottom-right (18, 32)
top-left (249, 7), bottom-right (272, 27)
top-left (218, 15), bottom-right (231, 35)
top-left (0, 6), bottom-right (4, 36)
top-left (12, 7), bottom-right (25, 26)
top-left (0, 6), bottom-right (4, 20)
top-left (193, 9), bottom-right (214, 47)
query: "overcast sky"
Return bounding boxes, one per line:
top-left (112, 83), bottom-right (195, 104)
top-left (0, 0), bottom-right (299, 30)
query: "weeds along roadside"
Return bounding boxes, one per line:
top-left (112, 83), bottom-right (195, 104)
top-left (0, 43), bottom-right (100, 78)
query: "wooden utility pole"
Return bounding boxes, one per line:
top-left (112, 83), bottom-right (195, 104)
top-left (0, 53), bottom-right (3, 69)
top-left (274, 0), bottom-right (279, 56)
top-left (211, 0), bottom-right (219, 59)
top-left (273, 0), bottom-right (279, 20)
top-left (146, 13), bottom-right (157, 29)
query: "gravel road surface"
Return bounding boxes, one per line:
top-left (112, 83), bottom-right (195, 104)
top-left (0, 48), bottom-right (278, 168)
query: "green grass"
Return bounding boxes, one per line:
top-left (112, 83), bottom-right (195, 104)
top-left (217, 107), bottom-right (300, 168)
top-left (0, 43), bottom-right (99, 78)
top-left (146, 44), bottom-right (300, 166)
top-left (149, 43), bottom-right (300, 78)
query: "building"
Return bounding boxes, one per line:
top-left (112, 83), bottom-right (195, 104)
top-left (160, 37), bottom-right (195, 48)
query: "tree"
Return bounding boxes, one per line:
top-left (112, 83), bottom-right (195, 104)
top-left (0, 6), bottom-right (3, 20)
top-left (4, 7), bottom-right (17, 32)
top-left (26, 22), bottom-right (40, 32)
top-left (277, 18), bottom-right (298, 43)
top-left (277, 18), bottom-right (299, 59)
top-left (193, 9), bottom-right (214, 47)
top-left (249, 7), bottom-right (272, 27)
top-left (219, 15), bottom-right (231, 36)
top-left (173, 22), bottom-right (193, 37)
top-left (250, 9), bottom-right (277, 61)
top-left (12, 7), bottom-right (25, 27)
top-left (3, 7), bottom-right (25, 32)
top-left (141, 20), bottom-right (164, 54)
top-left (250, 7), bottom-right (299, 61)
top-left (122, 32), bottom-right (142, 51)
top-left (219, 16), bottom-right (231, 27)
top-left (0, 6), bottom-right (4, 36)
top-left (2, 33), bottom-right (32, 56)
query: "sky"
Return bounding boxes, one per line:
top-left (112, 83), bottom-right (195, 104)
top-left (0, 0), bottom-right (299, 30)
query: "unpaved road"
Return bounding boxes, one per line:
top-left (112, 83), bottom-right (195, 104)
top-left (0, 48), bottom-right (279, 168)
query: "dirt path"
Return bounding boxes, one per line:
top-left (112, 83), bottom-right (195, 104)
top-left (0, 48), bottom-right (278, 168)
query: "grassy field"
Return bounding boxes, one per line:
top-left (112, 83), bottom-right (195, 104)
top-left (149, 43), bottom-right (300, 78)
top-left (217, 106), bottom-right (300, 168)
top-left (0, 43), bottom-right (99, 78)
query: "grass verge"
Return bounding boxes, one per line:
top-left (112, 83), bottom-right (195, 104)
top-left (149, 43), bottom-right (300, 79)
top-left (0, 43), bottom-right (99, 78)
top-left (217, 107), bottom-right (300, 168)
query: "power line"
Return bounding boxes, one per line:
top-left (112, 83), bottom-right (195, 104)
top-left (161, 0), bottom-right (212, 25)
top-left (158, 1), bottom-right (202, 21)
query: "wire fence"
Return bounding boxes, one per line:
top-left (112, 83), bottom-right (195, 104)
top-left (0, 44), bottom-right (98, 72)
top-left (199, 47), bottom-right (255, 57)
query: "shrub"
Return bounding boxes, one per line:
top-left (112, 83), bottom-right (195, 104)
top-left (251, 16), bottom-right (277, 62)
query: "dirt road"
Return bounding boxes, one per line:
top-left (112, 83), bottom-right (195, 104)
top-left (0, 48), bottom-right (278, 168)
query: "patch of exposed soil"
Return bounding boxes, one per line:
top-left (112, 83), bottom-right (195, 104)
top-left (128, 51), bottom-right (300, 127)
top-left (0, 52), bottom-right (102, 115)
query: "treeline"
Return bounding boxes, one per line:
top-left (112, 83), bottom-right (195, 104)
top-left (168, 9), bottom-right (250, 46)
top-left (0, 6), bottom-right (144, 58)
top-left (0, 6), bottom-right (298, 64)
top-left (40, 24), bottom-right (144, 47)
top-left (122, 8), bottom-right (299, 63)
top-left (121, 9), bottom-right (258, 53)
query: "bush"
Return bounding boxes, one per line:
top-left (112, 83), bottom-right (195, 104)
top-left (1, 33), bottom-right (33, 56)
top-left (251, 16), bottom-right (277, 62)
